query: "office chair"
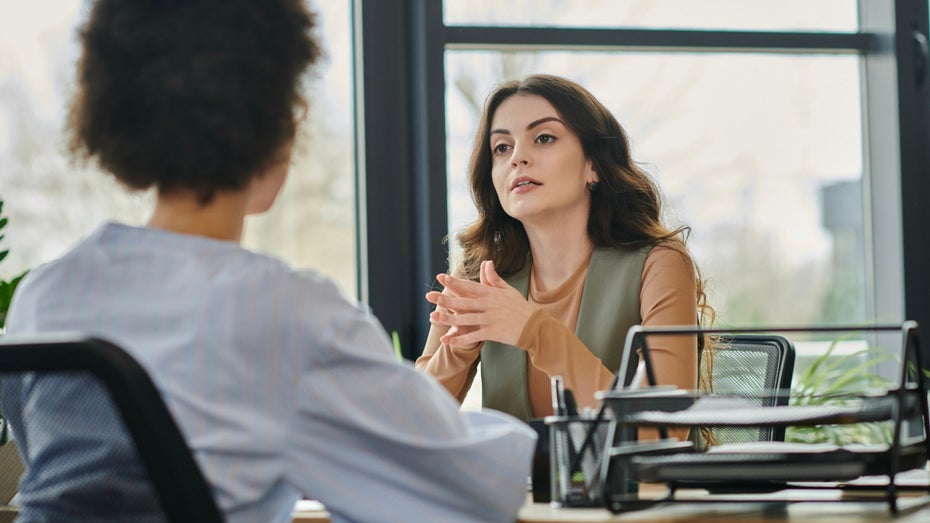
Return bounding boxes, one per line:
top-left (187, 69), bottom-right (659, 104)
top-left (0, 334), bottom-right (223, 522)
top-left (703, 334), bottom-right (796, 444)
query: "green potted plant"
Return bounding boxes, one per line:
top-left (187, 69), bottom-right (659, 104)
top-left (785, 339), bottom-right (895, 445)
top-left (0, 198), bottom-right (27, 333)
top-left (0, 197), bottom-right (26, 511)
top-left (785, 332), bottom-right (930, 446)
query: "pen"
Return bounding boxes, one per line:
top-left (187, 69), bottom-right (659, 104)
top-left (562, 388), bottom-right (587, 497)
top-left (629, 360), bottom-right (647, 390)
top-left (563, 389), bottom-right (579, 417)
top-left (550, 376), bottom-right (572, 503)
top-left (551, 375), bottom-right (566, 416)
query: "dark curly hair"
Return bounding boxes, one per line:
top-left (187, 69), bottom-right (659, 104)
top-left (68, 0), bottom-right (322, 202)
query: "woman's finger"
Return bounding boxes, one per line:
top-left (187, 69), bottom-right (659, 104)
top-left (482, 260), bottom-right (508, 288)
top-left (430, 310), bottom-right (484, 326)
top-left (427, 293), bottom-right (483, 313)
top-left (438, 273), bottom-right (487, 296)
top-left (440, 330), bottom-right (482, 347)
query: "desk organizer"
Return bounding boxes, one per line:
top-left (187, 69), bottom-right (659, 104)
top-left (545, 415), bottom-right (610, 507)
top-left (597, 322), bottom-right (930, 513)
top-left (545, 389), bottom-right (697, 507)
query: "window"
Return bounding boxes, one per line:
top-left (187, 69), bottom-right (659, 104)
top-left (359, 1), bottom-right (930, 360)
top-left (444, 0), bottom-right (858, 32)
top-left (445, 50), bottom-right (865, 326)
top-left (0, 0), bottom-right (357, 296)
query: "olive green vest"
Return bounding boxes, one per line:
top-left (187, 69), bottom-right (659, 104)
top-left (480, 246), bottom-right (651, 421)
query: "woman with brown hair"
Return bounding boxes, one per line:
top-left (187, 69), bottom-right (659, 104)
top-left (417, 74), bottom-right (713, 428)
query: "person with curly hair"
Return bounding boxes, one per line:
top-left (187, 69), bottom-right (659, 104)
top-left (418, 75), bottom-right (713, 441)
top-left (0, 2), bottom-right (535, 522)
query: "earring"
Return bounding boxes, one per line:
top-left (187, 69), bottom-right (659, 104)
top-left (587, 181), bottom-right (599, 191)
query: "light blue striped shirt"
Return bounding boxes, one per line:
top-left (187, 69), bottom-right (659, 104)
top-left (3, 222), bottom-right (536, 523)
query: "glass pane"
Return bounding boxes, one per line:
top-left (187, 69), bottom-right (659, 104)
top-left (243, 1), bottom-right (357, 296)
top-left (445, 51), bottom-right (866, 327)
top-left (0, 0), bottom-right (357, 297)
top-left (445, 0), bottom-right (858, 32)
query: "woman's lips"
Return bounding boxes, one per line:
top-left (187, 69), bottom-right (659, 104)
top-left (510, 177), bottom-right (541, 192)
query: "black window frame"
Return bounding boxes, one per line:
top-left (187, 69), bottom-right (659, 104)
top-left (353, 0), bottom-right (930, 362)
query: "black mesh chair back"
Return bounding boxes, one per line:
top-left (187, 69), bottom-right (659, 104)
top-left (703, 334), bottom-right (795, 443)
top-left (0, 334), bottom-right (223, 522)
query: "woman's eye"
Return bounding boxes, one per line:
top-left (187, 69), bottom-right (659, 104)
top-left (492, 143), bottom-right (511, 155)
top-left (537, 134), bottom-right (556, 144)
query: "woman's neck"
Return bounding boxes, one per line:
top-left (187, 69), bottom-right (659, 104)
top-left (147, 189), bottom-right (248, 242)
top-left (525, 224), bottom-right (594, 292)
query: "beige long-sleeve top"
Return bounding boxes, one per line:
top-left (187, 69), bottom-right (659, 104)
top-left (417, 245), bottom-right (698, 421)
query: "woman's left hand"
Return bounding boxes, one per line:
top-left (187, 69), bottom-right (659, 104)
top-left (425, 260), bottom-right (538, 347)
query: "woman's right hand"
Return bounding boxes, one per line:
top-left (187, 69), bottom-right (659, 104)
top-left (426, 271), bottom-right (483, 350)
top-left (425, 260), bottom-right (538, 348)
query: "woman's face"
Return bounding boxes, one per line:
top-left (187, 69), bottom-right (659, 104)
top-left (488, 94), bottom-right (598, 228)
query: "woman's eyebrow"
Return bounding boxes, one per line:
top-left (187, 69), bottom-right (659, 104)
top-left (526, 116), bottom-right (564, 130)
top-left (490, 116), bottom-right (564, 137)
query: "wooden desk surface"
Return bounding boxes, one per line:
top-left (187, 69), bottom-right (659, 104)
top-left (293, 485), bottom-right (930, 523)
top-left (518, 491), bottom-right (930, 523)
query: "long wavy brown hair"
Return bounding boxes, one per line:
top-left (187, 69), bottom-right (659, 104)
top-left (457, 74), bottom-right (713, 323)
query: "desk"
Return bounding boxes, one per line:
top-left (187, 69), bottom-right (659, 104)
top-left (293, 484), bottom-right (930, 523)
top-left (518, 492), bottom-right (930, 522)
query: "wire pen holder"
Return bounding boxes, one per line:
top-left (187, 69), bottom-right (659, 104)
top-left (546, 414), bottom-right (614, 507)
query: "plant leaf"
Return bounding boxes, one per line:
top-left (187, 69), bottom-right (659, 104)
top-left (0, 271), bottom-right (27, 329)
top-left (391, 330), bottom-right (403, 361)
top-left (795, 339), bottom-right (841, 392)
top-left (0, 281), bottom-right (11, 327)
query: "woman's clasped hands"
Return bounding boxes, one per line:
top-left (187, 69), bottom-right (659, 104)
top-left (426, 260), bottom-right (539, 349)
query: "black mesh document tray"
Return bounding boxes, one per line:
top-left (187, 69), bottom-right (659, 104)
top-left (597, 323), bottom-right (930, 514)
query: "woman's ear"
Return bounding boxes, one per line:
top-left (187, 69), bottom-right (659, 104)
top-left (587, 165), bottom-right (599, 185)
top-left (585, 162), bottom-right (600, 192)
top-left (584, 157), bottom-right (599, 185)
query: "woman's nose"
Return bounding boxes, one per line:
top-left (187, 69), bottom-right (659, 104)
top-left (510, 143), bottom-right (530, 167)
